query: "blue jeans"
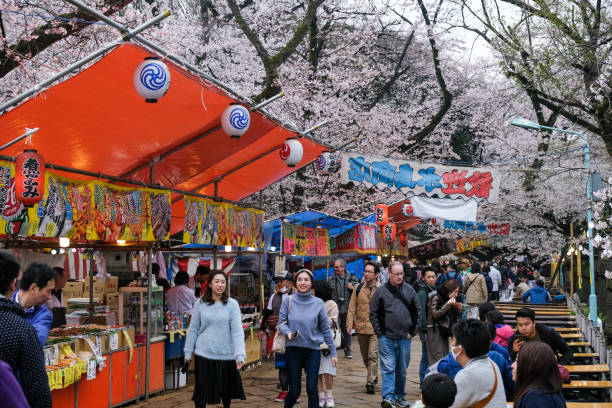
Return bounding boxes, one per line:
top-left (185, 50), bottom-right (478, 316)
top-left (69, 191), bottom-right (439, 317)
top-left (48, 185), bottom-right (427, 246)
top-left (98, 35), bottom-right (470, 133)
top-left (378, 335), bottom-right (411, 402)
top-left (418, 331), bottom-right (428, 386)
top-left (284, 346), bottom-right (321, 408)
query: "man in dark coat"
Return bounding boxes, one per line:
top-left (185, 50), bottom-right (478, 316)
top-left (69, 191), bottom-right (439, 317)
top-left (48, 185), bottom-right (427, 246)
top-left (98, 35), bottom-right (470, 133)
top-left (0, 252), bottom-right (52, 408)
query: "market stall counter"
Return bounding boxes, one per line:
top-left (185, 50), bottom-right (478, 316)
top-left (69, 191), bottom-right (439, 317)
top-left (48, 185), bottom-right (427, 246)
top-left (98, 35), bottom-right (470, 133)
top-left (46, 325), bottom-right (165, 408)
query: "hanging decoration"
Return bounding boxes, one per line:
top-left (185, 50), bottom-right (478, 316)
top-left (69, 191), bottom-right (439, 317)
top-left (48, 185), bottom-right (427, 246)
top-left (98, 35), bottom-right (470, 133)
top-left (375, 204), bottom-right (388, 226)
top-left (383, 222), bottom-right (396, 244)
top-left (279, 138), bottom-right (304, 167)
top-left (15, 149), bottom-right (45, 207)
top-left (315, 152), bottom-right (337, 174)
top-left (401, 204), bottom-right (413, 217)
top-left (133, 57), bottom-right (171, 103)
top-left (399, 231), bottom-right (408, 247)
top-left (220, 103), bottom-right (250, 138)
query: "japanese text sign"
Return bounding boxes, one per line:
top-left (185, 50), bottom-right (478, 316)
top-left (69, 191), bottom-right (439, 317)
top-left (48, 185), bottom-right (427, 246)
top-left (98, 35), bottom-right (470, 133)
top-left (340, 153), bottom-right (500, 203)
top-left (441, 219), bottom-right (511, 236)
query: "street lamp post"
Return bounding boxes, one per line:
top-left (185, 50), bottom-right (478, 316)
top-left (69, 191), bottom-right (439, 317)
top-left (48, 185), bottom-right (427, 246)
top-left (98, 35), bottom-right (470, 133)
top-left (511, 118), bottom-right (598, 326)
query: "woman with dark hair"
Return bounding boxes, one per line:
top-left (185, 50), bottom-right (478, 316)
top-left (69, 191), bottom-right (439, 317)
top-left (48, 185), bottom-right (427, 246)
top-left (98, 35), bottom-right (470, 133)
top-left (184, 271), bottom-right (246, 408)
top-left (278, 270), bottom-right (337, 408)
top-left (478, 301), bottom-right (496, 322)
top-left (312, 280), bottom-right (338, 407)
top-left (512, 342), bottom-right (566, 408)
top-left (426, 280), bottom-right (462, 363)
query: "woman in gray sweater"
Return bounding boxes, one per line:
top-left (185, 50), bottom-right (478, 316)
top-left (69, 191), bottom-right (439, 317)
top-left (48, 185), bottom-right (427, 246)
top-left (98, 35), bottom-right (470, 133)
top-left (278, 269), bottom-right (337, 408)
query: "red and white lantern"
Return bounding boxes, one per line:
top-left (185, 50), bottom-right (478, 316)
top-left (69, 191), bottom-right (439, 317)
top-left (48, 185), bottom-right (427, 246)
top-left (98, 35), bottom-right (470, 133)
top-left (279, 138), bottom-right (304, 167)
top-left (402, 204), bottom-right (413, 217)
top-left (383, 222), bottom-right (396, 244)
top-left (15, 149), bottom-right (45, 207)
top-left (375, 204), bottom-right (388, 226)
top-left (399, 231), bottom-right (408, 247)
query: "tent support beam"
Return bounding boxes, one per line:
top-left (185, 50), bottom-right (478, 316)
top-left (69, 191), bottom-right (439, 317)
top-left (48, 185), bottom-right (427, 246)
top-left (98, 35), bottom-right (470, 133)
top-left (120, 124), bottom-right (222, 178)
top-left (0, 153), bottom-right (262, 210)
top-left (0, 128), bottom-right (39, 152)
top-left (170, 145), bottom-right (280, 204)
top-left (0, 11), bottom-right (170, 114)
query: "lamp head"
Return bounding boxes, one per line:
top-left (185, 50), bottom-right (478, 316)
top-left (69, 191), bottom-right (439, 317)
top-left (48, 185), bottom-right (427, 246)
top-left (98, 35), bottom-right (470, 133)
top-left (511, 117), bottom-right (542, 130)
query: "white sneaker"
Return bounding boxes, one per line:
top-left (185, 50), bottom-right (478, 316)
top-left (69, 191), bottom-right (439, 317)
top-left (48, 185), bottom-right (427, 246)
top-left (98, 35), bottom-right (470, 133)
top-left (326, 396), bottom-right (335, 407)
top-left (319, 396), bottom-right (326, 408)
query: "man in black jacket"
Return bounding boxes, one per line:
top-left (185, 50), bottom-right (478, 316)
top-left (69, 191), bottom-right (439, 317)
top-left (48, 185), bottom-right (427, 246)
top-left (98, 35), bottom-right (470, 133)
top-left (507, 308), bottom-right (573, 364)
top-left (0, 252), bottom-right (52, 408)
top-left (370, 261), bottom-right (421, 408)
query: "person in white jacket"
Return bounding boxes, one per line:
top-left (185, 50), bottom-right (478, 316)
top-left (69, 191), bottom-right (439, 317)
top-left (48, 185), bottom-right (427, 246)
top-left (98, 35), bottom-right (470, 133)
top-left (488, 264), bottom-right (502, 301)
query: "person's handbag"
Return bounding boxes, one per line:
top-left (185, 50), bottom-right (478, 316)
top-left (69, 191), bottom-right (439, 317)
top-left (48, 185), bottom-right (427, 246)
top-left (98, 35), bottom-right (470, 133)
top-left (320, 320), bottom-right (342, 350)
top-left (272, 295), bottom-right (293, 354)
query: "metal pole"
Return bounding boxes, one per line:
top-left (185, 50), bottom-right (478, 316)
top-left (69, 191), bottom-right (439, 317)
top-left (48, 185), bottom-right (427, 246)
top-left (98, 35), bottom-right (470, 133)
top-left (250, 92), bottom-right (284, 112)
top-left (570, 223), bottom-right (574, 296)
top-left (145, 246), bottom-right (153, 399)
top-left (0, 128), bottom-right (39, 151)
top-left (560, 260), bottom-right (564, 288)
top-left (585, 144), bottom-right (598, 326)
top-left (0, 12), bottom-right (170, 114)
top-left (258, 191), bottom-right (265, 312)
top-left (88, 252), bottom-right (94, 322)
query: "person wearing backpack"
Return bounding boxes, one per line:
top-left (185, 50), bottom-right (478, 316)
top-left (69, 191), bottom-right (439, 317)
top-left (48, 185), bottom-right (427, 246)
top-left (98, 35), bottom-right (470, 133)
top-left (415, 267), bottom-right (437, 387)
top-left (427, 280), bottom-right (462, 363)
top-left (462, 263), bottom-right (488, 319)
top-left (481, 265), bottom-right (494, 301)
top-left (436, 263), bottom-right (463, 289)
top-left (346, 261), bottom-right (381, 394)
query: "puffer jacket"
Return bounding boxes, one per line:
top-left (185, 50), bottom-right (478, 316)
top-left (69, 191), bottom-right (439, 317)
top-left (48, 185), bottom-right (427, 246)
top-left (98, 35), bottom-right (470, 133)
top-left (463, 272), bottom-right (488, 304)
top-left (494, 324), bottom-right (514, 348)
top-left (346, 281), bottom-right (379, 334)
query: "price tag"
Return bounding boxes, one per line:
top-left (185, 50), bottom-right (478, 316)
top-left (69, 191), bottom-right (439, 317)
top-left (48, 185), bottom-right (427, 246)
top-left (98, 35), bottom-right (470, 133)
top-left (109, 332), bottom-right (119, 350)
top-left (87, 360), bottom-right (97, 380)
top-left (44, 349), bottom-right (51, 367)
top-left (95, 336), bottom-right (102, 351)
top-left (169, 331), bottom-right (174, 343)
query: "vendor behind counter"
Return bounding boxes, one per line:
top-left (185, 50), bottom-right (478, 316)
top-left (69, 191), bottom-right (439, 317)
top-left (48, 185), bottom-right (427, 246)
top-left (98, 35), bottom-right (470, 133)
top-left (46, 267), bottom-right (67, 329)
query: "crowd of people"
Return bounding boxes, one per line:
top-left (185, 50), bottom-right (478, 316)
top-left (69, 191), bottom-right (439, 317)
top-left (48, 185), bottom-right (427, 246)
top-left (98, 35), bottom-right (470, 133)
top-left (256, 255), bottom-right (570, 408)
top-left (0, 247), bottom-right (572, 408)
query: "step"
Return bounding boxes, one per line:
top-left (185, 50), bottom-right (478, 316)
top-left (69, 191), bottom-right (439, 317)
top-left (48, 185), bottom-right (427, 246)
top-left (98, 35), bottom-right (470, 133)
top-left (562, 333), bottom-right (584, 339)
top-left (556, 328), bottom-right (581, 332)
top-left (562, 380), bottom-right (612, 389)
top-left (567, 342), bottom-right (592, 348)
top-left (564, 365), bottom-right (610, 374)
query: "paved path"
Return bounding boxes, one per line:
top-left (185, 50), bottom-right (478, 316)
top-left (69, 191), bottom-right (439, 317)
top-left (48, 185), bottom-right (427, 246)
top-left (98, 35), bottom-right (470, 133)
top-left (132, 336), bottom-right (424, 408)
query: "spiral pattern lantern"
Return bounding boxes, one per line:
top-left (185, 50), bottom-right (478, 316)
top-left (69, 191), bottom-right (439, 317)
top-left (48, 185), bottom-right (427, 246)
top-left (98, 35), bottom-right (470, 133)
top-left (133, 57), bottom-right (171, 103)
top-left (221, 103), bottom-right (251, 138)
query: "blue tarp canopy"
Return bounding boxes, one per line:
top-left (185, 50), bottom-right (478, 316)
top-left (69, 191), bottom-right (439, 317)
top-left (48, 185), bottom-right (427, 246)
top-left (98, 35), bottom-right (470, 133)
top-left (264, 210), bottom-right (371, 251)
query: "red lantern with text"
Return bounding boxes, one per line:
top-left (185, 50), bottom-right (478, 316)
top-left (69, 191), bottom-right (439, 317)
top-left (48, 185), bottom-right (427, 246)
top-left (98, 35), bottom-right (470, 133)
top-left (399, 231), bottom-right (408, 247)
top-left (383, 223), bottom-right (396, 244)
top-left (375, 204), bottom-right (388, 226)
top-left (15, 149), bottom-right (45, 207)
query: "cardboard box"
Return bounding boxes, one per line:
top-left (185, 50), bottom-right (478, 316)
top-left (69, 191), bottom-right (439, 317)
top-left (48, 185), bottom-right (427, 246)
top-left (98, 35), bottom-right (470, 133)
top-left (64, 289), bottom-right (84, 299)
top-left (105, 276), bottom-right (119, 293)
top-left (105, 292), bottom-right (119, 306)
top-left (75, 334), bottom-right (108, 354)
top-left (83, 280), bottom-right (106, 297)
top-left (64, 281), bottom-right (84, 292)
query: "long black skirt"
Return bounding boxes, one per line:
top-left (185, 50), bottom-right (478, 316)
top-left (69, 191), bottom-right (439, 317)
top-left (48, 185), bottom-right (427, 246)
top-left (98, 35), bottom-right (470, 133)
top-left (193, 355), bottom-right (246, 408)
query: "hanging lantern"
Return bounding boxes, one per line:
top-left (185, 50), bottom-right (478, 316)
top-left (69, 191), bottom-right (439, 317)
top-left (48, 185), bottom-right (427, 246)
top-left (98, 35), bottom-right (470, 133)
top-left (279, 138), bottom-right (304, 167)
top-left (431, 218), bottom-right (438, 225)
top-left (383, 222), bottom-right (396, 244)
top-left (315, 152), bottom-right (337, 174)
top-left (221, 103), bottom-right (251, 138)
top-left (375, 204), bottom-right (388, 226)
top-left (133, 57), bottom-right (171, 103)
top-left (402, 204), bottom-right (413, 217)
top-left (15, 149), bottom-right (45, 207)
top-left (399, 231), bottom-right (408, 247)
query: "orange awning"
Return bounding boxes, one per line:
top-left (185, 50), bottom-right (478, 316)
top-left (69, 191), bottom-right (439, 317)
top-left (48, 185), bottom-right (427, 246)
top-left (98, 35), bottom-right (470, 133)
top-left (0, 43), bottom-right (327, 236)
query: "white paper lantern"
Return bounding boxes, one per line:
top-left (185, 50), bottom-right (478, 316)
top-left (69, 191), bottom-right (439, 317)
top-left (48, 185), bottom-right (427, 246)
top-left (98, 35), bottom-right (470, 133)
top-left (314, 152), bottom-right (337, 174)
top-left (221, 104), bottom-right (250, 138)
top-left (402, 204), bottom-right (413, 217)
top-left (279, 138), bottom-right (304, 167)
top-left (133, 58), bottom-right (171, 103)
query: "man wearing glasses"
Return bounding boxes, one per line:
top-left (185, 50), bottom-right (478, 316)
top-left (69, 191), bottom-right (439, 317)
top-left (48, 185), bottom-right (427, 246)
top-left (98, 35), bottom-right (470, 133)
top-left (370, 261), bottom-right (421, 408)
top-left (329, 258), bottom-right (357, 358)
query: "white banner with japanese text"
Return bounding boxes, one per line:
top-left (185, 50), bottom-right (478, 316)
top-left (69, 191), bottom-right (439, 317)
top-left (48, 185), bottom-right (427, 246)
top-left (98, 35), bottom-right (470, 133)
top-left (340, 153), bottom-right (500, 203)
